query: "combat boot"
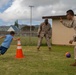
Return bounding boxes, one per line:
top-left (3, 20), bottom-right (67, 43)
top-left (70, 62), bottom-right (76, 66)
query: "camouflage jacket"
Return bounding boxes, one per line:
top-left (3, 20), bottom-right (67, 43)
top-left (61, 16), bottom-right (76, 41)
top-left (37, 22), bottom-right (52, 38)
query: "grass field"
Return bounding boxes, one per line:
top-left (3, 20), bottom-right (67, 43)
top-left (11, 36), bottom-right (49, 46)
top-left (0, 45), bottom-right (76, 75)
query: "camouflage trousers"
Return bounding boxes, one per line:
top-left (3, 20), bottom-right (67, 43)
top-left (74, 45), bottom-right (76, 60)
top-left (37, 36), bottom-right (51, 48)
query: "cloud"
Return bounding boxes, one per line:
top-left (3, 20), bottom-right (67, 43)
top-left (20, 0), bottom-right (60, 7)
top-left (0, 0), bottom-right (10, 8)
top-left (0, 0), bottom-right (76, 23)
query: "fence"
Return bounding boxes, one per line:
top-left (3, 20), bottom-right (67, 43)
top-left (0, 31), bottom-right (37, 37)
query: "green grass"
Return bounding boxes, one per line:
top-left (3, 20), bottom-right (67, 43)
top-left (0, 45), bottom-right (76, 75)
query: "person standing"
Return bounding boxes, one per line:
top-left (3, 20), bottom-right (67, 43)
top-left (60, 9), bottom-right (76, 66)
top-left (37, 18), bottom-right (52, 51)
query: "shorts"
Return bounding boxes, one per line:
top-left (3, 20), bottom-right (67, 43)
top-left (0, 46), bottom-right (8, 55)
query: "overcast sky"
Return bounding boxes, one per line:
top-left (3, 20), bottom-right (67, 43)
top-left (0, 0), bottom-right (76, 26)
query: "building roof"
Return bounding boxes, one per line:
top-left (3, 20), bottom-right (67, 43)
top-left (12, 25), bottom-right (19, 32)
top-left (42, 15), bottom-right (76, 19)
top-left (7, 25), bottom-right (19, 32)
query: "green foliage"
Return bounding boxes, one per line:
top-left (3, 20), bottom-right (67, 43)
top-left (21, 26), bottom-right (35, 31)
top-left (14, 20), bottom-right (19, 28)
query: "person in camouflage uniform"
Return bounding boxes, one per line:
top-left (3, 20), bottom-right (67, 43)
top-left (37, 18), bottom-right (52, 51)
top-left (60, 9), bottom-right (76, 66)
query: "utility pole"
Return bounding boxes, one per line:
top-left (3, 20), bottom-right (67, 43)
top-left (29, 6), bottom-right (34, 43)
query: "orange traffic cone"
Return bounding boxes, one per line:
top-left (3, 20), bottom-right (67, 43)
top-left (15, 39), bottom-right (24, 58)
